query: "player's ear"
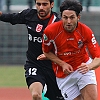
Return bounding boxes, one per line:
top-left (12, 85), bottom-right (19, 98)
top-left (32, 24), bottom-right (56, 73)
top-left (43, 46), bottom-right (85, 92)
top-left (78, 15), bottom-right (80, 21)
top-left (51, 2), bottom-right (54, 9)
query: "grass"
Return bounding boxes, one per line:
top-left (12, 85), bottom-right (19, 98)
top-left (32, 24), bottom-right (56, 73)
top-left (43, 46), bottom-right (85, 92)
top-left (0, 65), bottom-right (49, 100)
top-left (0, 65), bottom-right (26, 87)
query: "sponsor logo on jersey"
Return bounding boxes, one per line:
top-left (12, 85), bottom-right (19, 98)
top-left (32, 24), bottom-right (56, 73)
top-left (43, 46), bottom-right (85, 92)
top-left (59, 50), bottom-right (81, 56)
top-left (36, 24), bottom-right (43, 32)
top-left (28, 34), bottom-right (42, 43)
top-left (67, 38), bottom-right (74, 41)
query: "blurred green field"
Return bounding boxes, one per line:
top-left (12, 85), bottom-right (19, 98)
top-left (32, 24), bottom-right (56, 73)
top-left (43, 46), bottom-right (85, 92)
top-left (0, 65), bottom-right (26, 87)
top-left (0, 65), bottom-right (49, 100)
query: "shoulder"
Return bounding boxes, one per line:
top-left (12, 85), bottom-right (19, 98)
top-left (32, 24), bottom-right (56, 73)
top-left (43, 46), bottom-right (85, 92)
top-left (52, 11), bottom-right (61, 21)
top-left (44, 21), bottom-right (62, 38)
top-left (19, 8), bottom-right (37, 16)
top-left (77, 22), bottom-right (93, 39)
top-left (45, 21), bottom-right (62, 31)
top-left (78, 22), bottom-right (92, 32)
top-left (18, 9), bottom-right (38, 20)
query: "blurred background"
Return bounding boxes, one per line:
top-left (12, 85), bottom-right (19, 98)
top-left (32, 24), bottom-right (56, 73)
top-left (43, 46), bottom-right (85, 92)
top-left (0, 0), bottom-right (100, 100)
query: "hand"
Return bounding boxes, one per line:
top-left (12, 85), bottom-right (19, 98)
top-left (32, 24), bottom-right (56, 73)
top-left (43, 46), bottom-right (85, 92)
top-left (77, 63), bottom-right (89, 74)
top-left (0, 11), bottom-right (2, 16)
top-left (62, 62), bottom-right (74, 75)
top-left (37, 54), bottom-right (47, 60)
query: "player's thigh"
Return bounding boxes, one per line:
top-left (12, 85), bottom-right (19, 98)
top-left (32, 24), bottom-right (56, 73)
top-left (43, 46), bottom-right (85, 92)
top-left (44, 68), bottom-right (63, 99)
top-left (24, 62), bottom-right (46, 88)
top-left (56, 70), bottom-right (82, 100)
top-left (80, 84), bottom-right (97, 100)
top-left (78, 70), bottom-right (97, 100)
top-left (45, 68), bottom-right (57, 87)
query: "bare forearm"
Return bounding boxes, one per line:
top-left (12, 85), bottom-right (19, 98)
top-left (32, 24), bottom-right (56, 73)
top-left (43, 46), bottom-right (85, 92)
top-left (43, 51), bottom-right (74, 74)
top-left (88, 57), bottom-right (100, 70)
top-left (43, 51), bottom-right (65, 67)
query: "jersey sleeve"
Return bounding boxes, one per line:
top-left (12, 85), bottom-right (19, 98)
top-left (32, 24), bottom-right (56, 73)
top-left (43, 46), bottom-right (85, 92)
top-left (85, 27), bottom-right (100, 58)
top-left (0, 9), bottom-right (30, 25)
top-left (42, 28), bottom-right (53, 53)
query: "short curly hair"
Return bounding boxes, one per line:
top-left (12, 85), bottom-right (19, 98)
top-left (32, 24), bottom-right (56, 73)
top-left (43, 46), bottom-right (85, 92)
top-left (60, 0), bottom-right (83, 16)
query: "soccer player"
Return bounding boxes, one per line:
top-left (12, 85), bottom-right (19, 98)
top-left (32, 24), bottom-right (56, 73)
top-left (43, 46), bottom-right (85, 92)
top-left (0, 0), bottom-right (64, 100)
top-left (42, 0), bottom-right (100, 100)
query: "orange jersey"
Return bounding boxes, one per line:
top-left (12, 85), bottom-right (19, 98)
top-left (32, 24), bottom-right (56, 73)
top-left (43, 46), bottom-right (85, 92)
top-left (42, 21), bottom-right (100, 78)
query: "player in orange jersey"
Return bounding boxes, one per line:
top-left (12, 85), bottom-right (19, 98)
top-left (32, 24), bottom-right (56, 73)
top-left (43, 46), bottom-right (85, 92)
top-left (42, 0), bottom-right (100, 100)
top-left (0, 0), bottom-right (64, 100)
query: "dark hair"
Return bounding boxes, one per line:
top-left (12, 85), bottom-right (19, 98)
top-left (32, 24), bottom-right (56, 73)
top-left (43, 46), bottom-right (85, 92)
top-left (60, 0), bottom-right (83, 16)
top-left (34, 0), bottom-right (54, 4)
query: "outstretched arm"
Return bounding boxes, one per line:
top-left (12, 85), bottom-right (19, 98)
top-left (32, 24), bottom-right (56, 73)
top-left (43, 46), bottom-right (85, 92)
top-left (0, 9), bottom-right (29, 24)
top-left (88, 57), bottom-right (100, 70)
top-left (78, 57), bottom-right (100, 74)
top-left (43, 51), bottom-right (74, 74)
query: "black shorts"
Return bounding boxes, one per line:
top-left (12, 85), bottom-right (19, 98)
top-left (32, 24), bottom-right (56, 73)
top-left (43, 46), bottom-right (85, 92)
top-left (24, 61), bottom-right (64, 100)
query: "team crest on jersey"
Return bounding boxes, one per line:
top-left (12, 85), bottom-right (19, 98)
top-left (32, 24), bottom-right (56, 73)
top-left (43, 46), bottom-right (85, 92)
top-left (78, 39), bottom-right (83, 48)
top-left (43, 34), bottom-right (48, 41)
top-left (36, 24), bottom-right (43, 32)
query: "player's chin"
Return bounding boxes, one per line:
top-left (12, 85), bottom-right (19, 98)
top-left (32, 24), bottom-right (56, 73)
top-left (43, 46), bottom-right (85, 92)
top-left (39, 13), bottom-right (46, 16)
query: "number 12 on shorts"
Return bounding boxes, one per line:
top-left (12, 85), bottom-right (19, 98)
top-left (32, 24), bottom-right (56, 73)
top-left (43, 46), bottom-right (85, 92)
top-left (29, 68), bottom-right (37, 75)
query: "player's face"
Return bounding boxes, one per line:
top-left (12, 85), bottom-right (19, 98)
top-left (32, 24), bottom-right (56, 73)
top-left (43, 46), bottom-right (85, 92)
top-left (36, 0), bottom-right (54, 19)
top-left (61, 10), bottom-right (80, 33)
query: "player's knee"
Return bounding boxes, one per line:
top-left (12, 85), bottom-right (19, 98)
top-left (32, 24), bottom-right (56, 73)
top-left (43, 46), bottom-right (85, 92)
top-left (32, 92), bottom-right (42, 100)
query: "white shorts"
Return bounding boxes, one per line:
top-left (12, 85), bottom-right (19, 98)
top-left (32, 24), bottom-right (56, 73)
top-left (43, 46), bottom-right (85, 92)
top-left (56, 58), bottom-right (97, 100)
